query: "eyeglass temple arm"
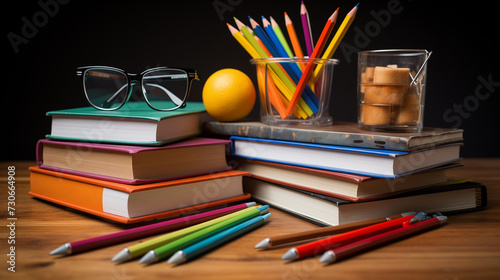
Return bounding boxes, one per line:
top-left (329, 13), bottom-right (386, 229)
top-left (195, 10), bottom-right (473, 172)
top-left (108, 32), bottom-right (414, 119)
top-left (143, 83), bottom-right (184, 106)
top-left (102, 82), bottom-right (184, 107)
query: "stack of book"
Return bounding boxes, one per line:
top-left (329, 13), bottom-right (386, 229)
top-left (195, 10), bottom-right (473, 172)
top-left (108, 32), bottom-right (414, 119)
top-left (204, 121), bottom-right (487, 226)
top-left (29, 102), bottom-right (251, 224)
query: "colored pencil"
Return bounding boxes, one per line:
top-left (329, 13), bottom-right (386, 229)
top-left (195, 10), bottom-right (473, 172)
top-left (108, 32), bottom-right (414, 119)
top-left (255, 213), bottom-right (414, 249)
top-left (300, 1), bottom-right (314, 56)
top-left (313, 3), bottom-right (359, 81)
top-left (168, 213), bottom-right (271, 265)
top-left (319, 216), bottom-right (448, 264)
top-left (284, 12), bottom-right (304, 62)
top-left (263, 16), bottom-right (319, 113)
top-left (111, 205), bottom-right (258, 262)
top-left (285, 8), bottom-right (338, 117)
top-left (249, 16), bottom-right (279, 57)
top-left (49, 202), bottom-right (256, 256)
top-left (234, 17), bottom-right (313, 117)
top-left (227, 23), bottom-right (260, 59)
top-left (270, 16), bottom-right (294, 58)
top-left (139, 205), bottom-right (270, 264)
top-left (281, 213), bottom-right (414, 261)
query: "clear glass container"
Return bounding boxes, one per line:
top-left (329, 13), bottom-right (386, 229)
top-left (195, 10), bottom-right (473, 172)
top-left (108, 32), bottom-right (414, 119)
top-left (358, 49), bottom-right (431, 132)
top-left (251, 57), bottom-right (338, 126)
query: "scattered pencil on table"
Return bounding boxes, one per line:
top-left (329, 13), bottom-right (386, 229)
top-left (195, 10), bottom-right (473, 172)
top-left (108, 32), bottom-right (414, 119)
top-left (168, 213), bottom-right (271, 265)
top-left (111, 205), bottom-right (261, 262)
top-left (255, 212), bottom-right (415, 249)
top-left (281, 213), bottom-right (417, 261)
top-left (49, 202), bottom-right (256, 256)
top-left (139, 205), bottom-right (269, 264)
top-left (319, 215), bottom-right (448, 264)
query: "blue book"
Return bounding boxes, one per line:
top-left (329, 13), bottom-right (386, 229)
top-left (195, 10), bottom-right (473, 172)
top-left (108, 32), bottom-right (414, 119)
top-left (230, 136), bottom-right (462, 178)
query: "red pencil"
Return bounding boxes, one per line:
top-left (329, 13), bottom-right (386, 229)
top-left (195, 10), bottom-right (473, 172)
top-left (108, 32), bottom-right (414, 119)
top-left (320, 216), bottom-right (448, 264)
top-left (285, 8), bottom-right (338, 117)
top-left (281, 213), bottom-right (415, 260)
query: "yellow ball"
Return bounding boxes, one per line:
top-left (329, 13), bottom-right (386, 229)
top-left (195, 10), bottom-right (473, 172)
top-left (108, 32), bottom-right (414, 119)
top-left (202, 68), bottom-right (256, 122)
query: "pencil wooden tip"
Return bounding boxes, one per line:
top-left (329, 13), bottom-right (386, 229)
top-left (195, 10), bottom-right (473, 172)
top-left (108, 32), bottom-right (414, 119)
top-left (329, 8), bottom-right (339, 22)
top-left (226, 23), bottom-right (238, 34)
top-left (261, 16), bottom-right (270, 26)
top-left (284, 12), bottom-right (292, 25)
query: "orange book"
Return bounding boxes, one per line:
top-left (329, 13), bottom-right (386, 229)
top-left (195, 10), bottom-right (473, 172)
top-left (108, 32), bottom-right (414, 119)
top-left (29, 166), bottom-right (251, 224)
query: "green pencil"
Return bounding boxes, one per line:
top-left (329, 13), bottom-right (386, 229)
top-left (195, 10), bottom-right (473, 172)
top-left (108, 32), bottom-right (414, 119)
top-left (139, 205), bottom-right (270, 264)
top-left (270, 16), bottom-right (294, 58)
top-left (111, 206), bottom-right (258, 262)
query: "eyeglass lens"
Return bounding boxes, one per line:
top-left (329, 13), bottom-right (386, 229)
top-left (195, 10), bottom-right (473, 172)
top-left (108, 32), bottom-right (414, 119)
top-left (142, 69), bottom-right (189, 110)
top-left (83, 68), bottom-right (189, 110)
top-left (84, 69), bottom-right (129, 110)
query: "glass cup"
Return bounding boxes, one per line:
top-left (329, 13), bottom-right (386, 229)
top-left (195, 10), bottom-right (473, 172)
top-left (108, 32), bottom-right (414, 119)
top-left (251, 58), bottom-right (338, 126)
top-left (358, 49), bottom-right (431, 132)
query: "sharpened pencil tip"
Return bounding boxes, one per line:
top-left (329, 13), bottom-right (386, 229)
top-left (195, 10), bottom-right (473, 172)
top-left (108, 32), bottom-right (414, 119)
top-left (255, 238), bottom-right (270, 249)
top-left (356, 2), bottom-right (360, 8)
top-left (167, 251), bottom-right (186, 265)
top-left (139, 251), bottom-right (158, 265)
top-left (281, 248), bottom-right (299, 261)
top-left (319, 251), bottom-right (336, 264)
top-left (50, 243), bottom-right (70, 256)
top-left (111, 248), bottom-right (131, 262)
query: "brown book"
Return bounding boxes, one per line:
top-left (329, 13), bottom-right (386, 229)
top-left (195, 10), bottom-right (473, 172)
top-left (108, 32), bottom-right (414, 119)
top-left (233, 158), bottom-right (461, 202)
top-left (203, 121), bottom-right (463, 152)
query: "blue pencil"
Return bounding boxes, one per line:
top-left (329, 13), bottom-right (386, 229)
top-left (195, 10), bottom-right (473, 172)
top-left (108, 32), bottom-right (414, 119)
top-left (249, 16), bottom-right (279, 57)
top-left (167, 213), bottom-right (271, 265)
top-left (262, 16), bottom-right (319, 110)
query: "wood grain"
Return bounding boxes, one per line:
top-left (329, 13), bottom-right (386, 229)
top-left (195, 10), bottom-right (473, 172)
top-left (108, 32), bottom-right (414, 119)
top-left (1, 159), bottom-right (499, 279)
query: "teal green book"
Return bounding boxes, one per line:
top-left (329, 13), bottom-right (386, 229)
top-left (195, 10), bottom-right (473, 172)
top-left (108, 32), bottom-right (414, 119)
top-left (46, 101), bottom-right (207, 145)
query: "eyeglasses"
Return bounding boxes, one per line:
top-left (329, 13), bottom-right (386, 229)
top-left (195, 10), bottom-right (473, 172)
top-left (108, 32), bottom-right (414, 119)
top-left (76, 66), bottom-right (199, 111)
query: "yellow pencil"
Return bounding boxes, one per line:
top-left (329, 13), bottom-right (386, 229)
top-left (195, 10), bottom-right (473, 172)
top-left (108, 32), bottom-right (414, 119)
top-left (227, 23), bottom-right (260, 59)
top-left (234, 17), bottom-right (313, 117)
top-left (313, 3), bottom-right (359, 80)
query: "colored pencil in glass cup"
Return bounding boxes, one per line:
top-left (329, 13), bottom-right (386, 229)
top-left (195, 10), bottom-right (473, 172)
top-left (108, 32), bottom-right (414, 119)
top-left (285, 8), bottom-right (339, 117)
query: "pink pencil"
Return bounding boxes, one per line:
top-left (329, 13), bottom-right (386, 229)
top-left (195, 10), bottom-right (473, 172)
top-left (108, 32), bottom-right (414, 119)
top-left (49, 202), bottom-right (256, 256)
top-left (286, 9), bottom-right (338, 116)
top-left (301, 1), bottom-right (314, 56)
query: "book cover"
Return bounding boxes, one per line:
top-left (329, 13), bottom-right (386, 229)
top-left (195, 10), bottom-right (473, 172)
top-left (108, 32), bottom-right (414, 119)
top-left (244, 178), bottom-right (487, 226)
top-left (230, 136), bottom-right (462, 178)
top-left (204, 121), bottom-right (463, 152)
top-left (46, 101), bottom-right (207, 145)
top-left (29, 166), bottom-right (251, 224)
top-left (233, 158), bottom-right (461, 202)
top-left (36, 138), bottom-right (232, 184)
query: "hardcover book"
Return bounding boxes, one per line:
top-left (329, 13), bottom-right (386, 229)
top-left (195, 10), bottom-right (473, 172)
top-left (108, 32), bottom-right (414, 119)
top-left (244, 178), bottom-right (487, 226)
top-left (233, 158), bottom-right (462, 202)
top-left (204, 121), bottom-right (463, 152)
top-left (230, 136), bottom-right (462, 178)
top-left (46, 101), bottom-right (207, 145)
top-left (29, 166), bottom-right (251, 224)
top-left (37, 138), bottom-right (232, 184)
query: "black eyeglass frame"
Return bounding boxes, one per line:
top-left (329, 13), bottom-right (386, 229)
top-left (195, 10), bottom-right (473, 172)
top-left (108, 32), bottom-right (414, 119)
top-left (76, 66), bottom-right (199, 111)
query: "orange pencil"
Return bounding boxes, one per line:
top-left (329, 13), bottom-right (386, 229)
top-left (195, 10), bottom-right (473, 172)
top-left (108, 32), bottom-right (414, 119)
top-left (285, 8), bottom-right (339, 116)
top-left (284, 12), bottom-right (305, 70)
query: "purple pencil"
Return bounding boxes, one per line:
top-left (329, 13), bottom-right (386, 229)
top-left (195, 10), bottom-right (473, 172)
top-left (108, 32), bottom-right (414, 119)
top-left (301, 1), bottom-right (314, 56)
top-left (49, 202), bottom-right (256, 256)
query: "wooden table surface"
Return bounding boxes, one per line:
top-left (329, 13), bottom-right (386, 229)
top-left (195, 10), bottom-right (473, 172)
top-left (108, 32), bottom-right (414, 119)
top-left (1, 159), bottom-right (499, 280)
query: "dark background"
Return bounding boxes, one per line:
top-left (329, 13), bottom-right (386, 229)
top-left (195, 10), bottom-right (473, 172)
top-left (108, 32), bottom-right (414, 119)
top-left (4, 0), bottom-right (499, 160)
